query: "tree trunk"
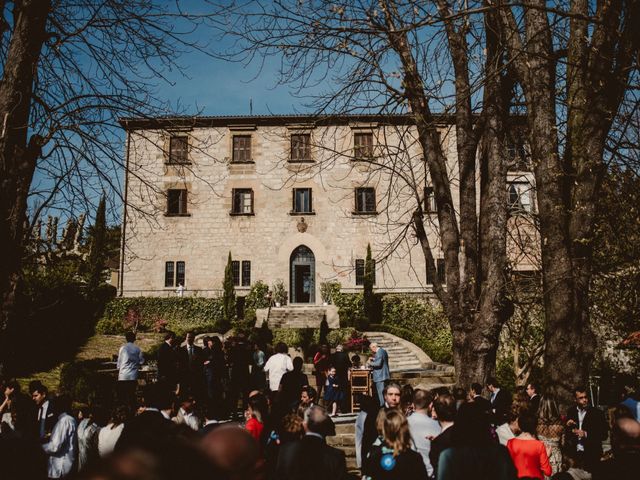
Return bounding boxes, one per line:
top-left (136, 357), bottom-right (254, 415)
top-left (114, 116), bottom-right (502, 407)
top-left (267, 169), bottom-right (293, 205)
top-left (496, 0), bottom-right (639, 405)
top-left (0, 0), bottom-right (51, 374)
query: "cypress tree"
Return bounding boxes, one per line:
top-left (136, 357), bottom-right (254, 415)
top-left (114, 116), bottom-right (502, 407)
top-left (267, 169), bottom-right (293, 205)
top-left (363, 243), bottom-right (374, 330)
top-left (86, 195), bottom-right (107, 295)
top-left (222, 251), bottom-right (236, 330)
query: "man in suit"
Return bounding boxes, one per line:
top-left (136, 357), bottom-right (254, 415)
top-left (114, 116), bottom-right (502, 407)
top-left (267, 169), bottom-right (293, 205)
top-left (470, 382), bottom-right (492, 415)
top-left (487, 377), bottom-right (511, 425)
top-left (157, 331), bottom-right (179, 391)
top-left (179, 331), bottom-right (204, 399)
top-left (526, 382), bottom-right (541, 412)
top-left (330, 344), bottom-right (352, 412)
top-left (566, 386), bottom-right (608, 472)
top-left (367, 342), bottom-right (390, 406)
top-left (429, 392), bottom-right (457, 479)
top-left (30, 381), bottom-right (56, 442)
top-left (276, 405), bottom-right (348, 480)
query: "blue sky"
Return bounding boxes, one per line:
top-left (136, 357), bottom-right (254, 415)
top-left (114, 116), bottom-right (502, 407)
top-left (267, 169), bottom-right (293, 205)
top-left (156, 1), bottom-right (312, 116)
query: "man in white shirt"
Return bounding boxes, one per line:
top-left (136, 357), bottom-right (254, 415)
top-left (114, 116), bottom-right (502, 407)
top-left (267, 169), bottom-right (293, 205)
top-left (116, 331), bottom-right (144, 406)
top-left (42, 395), bottom-right (77, 479)
top-left (263, 342), bottom-right (293, 393)
top-left (173, 395), bottom-right (201, 431)
top-left (407, 389), bottom-right (442, 477)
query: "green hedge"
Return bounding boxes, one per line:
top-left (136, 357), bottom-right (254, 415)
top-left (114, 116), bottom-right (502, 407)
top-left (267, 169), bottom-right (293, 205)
top-left (334, 292), bottom-right (365, 328)
top-left (379, 295), bottom-right (453, 364)
top-left (96, 297), bottom-right (226, 336)
top-left (272, 327), bottom-right (357, 350)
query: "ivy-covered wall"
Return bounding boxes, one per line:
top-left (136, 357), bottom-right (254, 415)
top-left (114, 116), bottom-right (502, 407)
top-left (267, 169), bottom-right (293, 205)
top-left (98, 292), bottom-right (453, 364)
top-left (96, 297), bottom-right (226, 336)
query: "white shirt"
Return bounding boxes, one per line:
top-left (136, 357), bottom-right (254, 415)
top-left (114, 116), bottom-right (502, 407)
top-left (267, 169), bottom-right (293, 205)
top-left (43, 413), bottom-right (77, 479)
top-left (117, 342), bottom-right (144, 380)
top-left (263, 353), bottom-right (293, 391)
top-left (407, 411), bottom-right (442, 476)
top-left (98, 423), bottom-right (124, 457)
top-left (174, 408), bottom-right (201, 431)
top-left (496, 422), bottom-right (517, 446)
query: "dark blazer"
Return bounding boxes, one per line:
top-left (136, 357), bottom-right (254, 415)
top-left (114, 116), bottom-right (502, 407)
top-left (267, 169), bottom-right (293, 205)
top-left (472, 395), bottom-right (492, 415)
top-left (276, 434), bottom-right (348, 480)
top-left (157, 341), bottom-right (179, 386)
top-left (565, 405), bottom-right (608, 468)
top-left (179, 343), bottom-right (203, 391)
top-left (429, 425), bottom-right (455, 478)
top-left (529, 394), bottom-right (541, 413)
top-left (491, 389), bottom-right (511, 425)
top-left (363, 443), bottom-right (428, 480)
top-left (37, 399), bottom-right (57, 441)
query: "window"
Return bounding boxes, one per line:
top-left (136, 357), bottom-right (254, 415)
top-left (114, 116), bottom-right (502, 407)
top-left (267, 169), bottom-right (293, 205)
top-left (290, 134), bottom-right (311, 162)
top-left (355, 187), bottom-right (376, 213)
top-left (424, 186), bottom-right (437, 213)
top-left (507, 136), bottom-right (529, 170)
top-left (165, 261), bottom-right (185, 287)
top-left (165, 262), bottom-right (175, 287)
top-left (232, 188), bottom-right (254, 215)
top-left (232, 261), bottom-right (241, 286)
top-left (427, 258), bottom-right (446, 285)
top-left (168, 136), bottom-right (188, 164)
top-left (232, 135), bottom-right (252, 163)
top-left (507, 182), bottom-right (533, 213)
top-left (355, 258), bottom-right (376, 286)
top-left (242, 261), bottom-right (251, 287)
top-left (354, 132), bottom-right (374, 158)
top-left (231, 260), bottom-right (251, 287)
top-left (167, 189), bottom-right (188, 215)
top-left (176, 261), bottom-right (185, 286)
top-left (292, 188), bottom-right (313, 214)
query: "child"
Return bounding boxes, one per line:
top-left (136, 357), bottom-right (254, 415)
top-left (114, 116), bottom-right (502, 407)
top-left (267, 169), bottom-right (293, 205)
top-left (323, 366), bottom-right (344, 417)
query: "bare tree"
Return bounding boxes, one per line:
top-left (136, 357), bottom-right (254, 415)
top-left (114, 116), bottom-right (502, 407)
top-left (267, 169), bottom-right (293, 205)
top-left (0, 0), bottom-right (211, 374)
top-left (495, 0), bottom-right (639, 402)
top-left (211, 0), bottom-right (518, 386)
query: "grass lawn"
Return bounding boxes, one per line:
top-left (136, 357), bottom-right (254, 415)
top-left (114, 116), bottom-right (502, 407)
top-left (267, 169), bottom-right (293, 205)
top-left (18, 333), bottom-right (163, 393)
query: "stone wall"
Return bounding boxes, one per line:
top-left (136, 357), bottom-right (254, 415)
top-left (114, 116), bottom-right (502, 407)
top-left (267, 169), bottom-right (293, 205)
top-left (120, 117), bottom-right (535, 300)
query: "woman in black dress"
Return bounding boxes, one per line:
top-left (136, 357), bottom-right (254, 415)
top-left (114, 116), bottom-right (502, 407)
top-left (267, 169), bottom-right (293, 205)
top-left (363, 408), bottom-right (428, 480)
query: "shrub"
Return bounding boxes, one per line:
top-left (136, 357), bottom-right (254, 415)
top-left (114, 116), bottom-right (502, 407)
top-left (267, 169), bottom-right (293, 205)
top-left (380, 295), bottom-right (453, 364)
top-left (97, 297), bottom-right (226, 336)
top-left (334, 292), bottom-right (365, 328)
top-left (243, 280), bottom-right (270, 324)
top-left (320, 280), bottom-right (341, 304)
top-left (59, 360), bottom-right (116, 407)
top-left (271, 327), bottom-right (359, 359)
top-left (272, 279), bottom-right (287, 305)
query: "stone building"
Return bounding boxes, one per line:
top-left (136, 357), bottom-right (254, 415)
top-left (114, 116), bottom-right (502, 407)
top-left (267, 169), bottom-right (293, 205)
top-left (118, 114), bottom-right (536, 302)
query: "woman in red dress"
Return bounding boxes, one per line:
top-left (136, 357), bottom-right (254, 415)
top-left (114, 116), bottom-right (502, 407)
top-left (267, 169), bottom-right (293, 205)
top-left (507, 413), bottom-right (552, 479)
top-left (244, 393), bottom-right (267, 444)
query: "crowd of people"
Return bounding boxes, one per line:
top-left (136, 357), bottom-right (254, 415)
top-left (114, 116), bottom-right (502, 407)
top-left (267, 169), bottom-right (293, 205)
top-left (0, 331), bottom-right (639, 480)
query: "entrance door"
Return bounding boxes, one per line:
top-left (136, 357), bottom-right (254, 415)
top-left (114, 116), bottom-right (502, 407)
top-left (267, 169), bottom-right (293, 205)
top-left (290, 245), bottom-right (315, 304)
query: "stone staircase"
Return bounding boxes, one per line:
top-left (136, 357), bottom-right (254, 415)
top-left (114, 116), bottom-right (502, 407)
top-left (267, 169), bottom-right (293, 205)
top-left (322, 331), bottom-right (455, 473)
top-left (255, 305), bottom-right (340, 328)
top-left (326, 415), bottom-right (359, 472)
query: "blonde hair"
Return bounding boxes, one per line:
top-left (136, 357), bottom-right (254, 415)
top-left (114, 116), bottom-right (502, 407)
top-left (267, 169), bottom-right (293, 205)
top-left (376, 409), bottom-right (412, 457)
top-left (537, 396), bottom-right (561, 425)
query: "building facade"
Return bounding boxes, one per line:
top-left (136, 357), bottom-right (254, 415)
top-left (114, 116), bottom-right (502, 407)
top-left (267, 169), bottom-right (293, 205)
top-left (118, 114), bottom-right (536, 301)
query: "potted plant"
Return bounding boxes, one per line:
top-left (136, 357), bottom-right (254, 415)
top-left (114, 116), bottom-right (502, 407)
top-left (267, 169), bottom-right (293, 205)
top-left (272, 279), bottom-right (287, 307)
top-left (319, 280), bottom-right (341, 305)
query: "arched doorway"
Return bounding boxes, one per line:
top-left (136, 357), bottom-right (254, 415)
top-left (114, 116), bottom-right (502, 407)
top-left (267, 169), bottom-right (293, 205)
top-left (290, 245), bottom-right (315, 304)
